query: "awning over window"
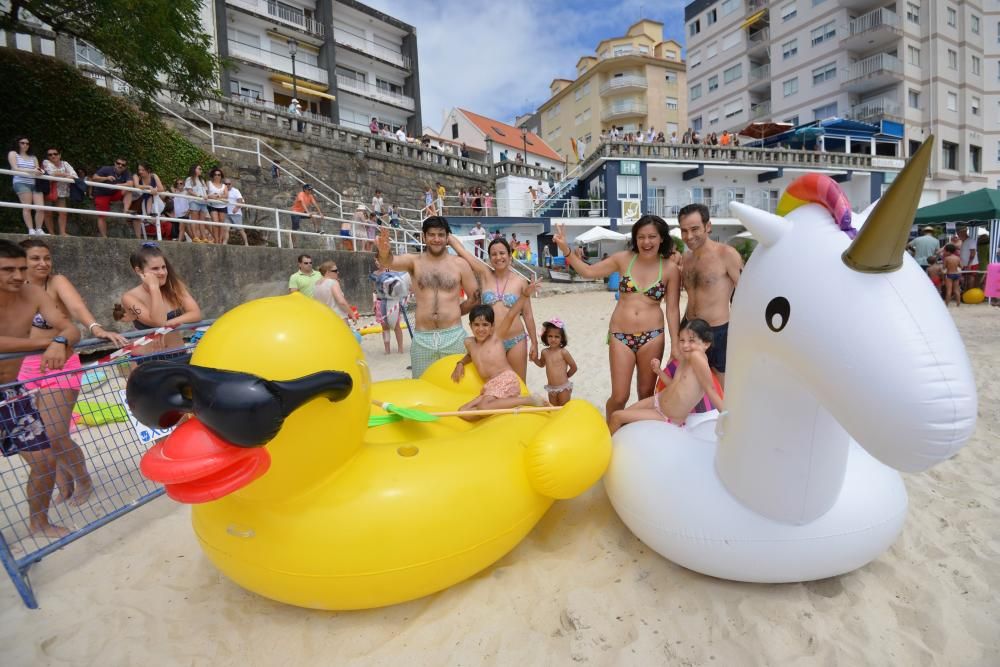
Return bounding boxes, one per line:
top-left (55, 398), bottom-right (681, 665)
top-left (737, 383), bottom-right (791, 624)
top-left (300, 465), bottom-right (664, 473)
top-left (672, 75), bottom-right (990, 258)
top-left (270, 76), bottom-right (336, 100)
top-left (740, 10), bottom-right (767, 29)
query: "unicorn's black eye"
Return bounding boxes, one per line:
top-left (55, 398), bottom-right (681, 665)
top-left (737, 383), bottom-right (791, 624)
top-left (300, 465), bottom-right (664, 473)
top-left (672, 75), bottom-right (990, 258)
top-left (765, 297), bottom-right (790, 332)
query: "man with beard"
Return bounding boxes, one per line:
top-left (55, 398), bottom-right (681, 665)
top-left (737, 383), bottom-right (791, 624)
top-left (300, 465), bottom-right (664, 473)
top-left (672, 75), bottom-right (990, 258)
top-left (677, 203), bottom-right (742, 387)
top-left (377, 217), bottom-right (479, 378)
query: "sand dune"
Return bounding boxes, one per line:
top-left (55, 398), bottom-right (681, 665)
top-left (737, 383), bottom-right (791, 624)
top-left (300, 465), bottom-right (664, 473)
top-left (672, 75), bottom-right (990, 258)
top-left (1, 291), bottom-right (997, 666)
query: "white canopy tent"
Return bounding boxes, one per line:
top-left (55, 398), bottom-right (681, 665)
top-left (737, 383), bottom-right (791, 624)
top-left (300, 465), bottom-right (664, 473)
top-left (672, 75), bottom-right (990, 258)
top-left (574, 227), bottom-right (628, 244)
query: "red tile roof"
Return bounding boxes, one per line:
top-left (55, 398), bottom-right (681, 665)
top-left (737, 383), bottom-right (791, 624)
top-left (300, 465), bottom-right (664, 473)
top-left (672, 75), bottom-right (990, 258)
top-left (458, 108), bottom-right (564, 163)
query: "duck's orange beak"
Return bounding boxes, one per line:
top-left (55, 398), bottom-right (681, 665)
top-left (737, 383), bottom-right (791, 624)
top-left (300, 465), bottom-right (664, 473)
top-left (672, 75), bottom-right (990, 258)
top-left (140, 419), bottom-right (270, 504)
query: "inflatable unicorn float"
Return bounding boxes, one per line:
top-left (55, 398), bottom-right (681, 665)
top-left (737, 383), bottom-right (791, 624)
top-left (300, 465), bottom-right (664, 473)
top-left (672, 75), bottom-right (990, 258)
top-left (605, 137), bottom-right (979, 582)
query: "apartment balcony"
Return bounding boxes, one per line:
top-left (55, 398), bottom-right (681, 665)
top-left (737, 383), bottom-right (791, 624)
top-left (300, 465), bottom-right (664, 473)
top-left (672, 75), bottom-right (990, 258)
top-left (599, 75), bottom-right (648, 96)
top-left (750, 100), bottom-right (772, 120)
top-left (601, 101), bottom-right (648, 122)
top-left (227, 39), bottom-right (328, 85)
top-left (333, 25), bottom-right (411, 70)
top-left (227, 0), bottom-right (325, 41)
top-left (748, 63), bottom-right (771, 92)
top-left (839, 0), bottom-right (883, 9)
top-left (841, 8), bottom-right (901, 53)
top-left (747, 27), bottom-right (770, 57)
top-left (746, 0), bottom-right (770, 10)
top-left (844, 52), bottom-right (902, 94)
top-left (336, 75), bottom-right (415, 111)
top-left (850, 97), bottom-right (903, 124)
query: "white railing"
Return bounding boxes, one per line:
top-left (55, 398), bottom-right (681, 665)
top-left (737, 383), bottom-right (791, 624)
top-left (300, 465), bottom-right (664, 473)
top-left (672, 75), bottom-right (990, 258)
top-left (601, 102), bottom-right (648, 121)
top-left (599, 76), bottom-right (648, 95)
top-left (227, 0), bottom-right (325, 38)
top-left (332, 26), bottom-right (410, 69)
top-left (847, 7), bottom-right (901, 38)
top-left (0, 169), bottom-right (421, 251)
top-left (600, 47), bottom-right (635, 60)
top-left (846, 52), bottom-right (902, 82)
top-left (748, 27), bottom-right (770, 46)
top-left (751, 100), bottom-right (772, 119)
top-left (335, 75), bottom-right (415, 111)
top-left (749, 63), bottom-right (771, 84)
top-left (646, 195), bottom-right (780, 219)
top-left (227, 40), bottom-right (328, 85)
top-left (747, 0), bottom-right (770, 10)
top-left (850, 97), bottom-right (902, 122)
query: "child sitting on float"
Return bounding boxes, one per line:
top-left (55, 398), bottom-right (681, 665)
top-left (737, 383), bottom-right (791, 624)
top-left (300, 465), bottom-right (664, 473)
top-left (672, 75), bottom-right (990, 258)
top-left (609, 319), bottom-right (724, 433)
top-left (451, 278), bottom-right (547, 419)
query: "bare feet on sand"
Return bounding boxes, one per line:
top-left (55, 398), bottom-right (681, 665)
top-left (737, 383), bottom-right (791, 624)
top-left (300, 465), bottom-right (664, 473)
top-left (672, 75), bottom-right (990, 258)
top-left (66, 479), bottom-right (94, 507)
top-left (30, 521), bottom-right (71, 539)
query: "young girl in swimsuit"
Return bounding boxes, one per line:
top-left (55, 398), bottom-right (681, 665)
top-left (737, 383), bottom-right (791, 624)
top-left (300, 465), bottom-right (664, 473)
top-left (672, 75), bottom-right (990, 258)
top-left (609, 319), bottom-right (724, 434)
top-left (119, 243), bottom-right (201, 359)
top-left (533, 319), bottom-right (577, 406)
top-left (448, 235), bottom-right (538, 381)
top-left (18, 239), bottom-right (128, 507)
top-left (553, 216), bottom-right (681, 423)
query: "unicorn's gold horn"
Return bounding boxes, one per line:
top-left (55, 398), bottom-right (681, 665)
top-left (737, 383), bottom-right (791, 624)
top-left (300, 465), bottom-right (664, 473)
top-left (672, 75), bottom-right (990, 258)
top-left (842, 136), bottom-right (934, 273)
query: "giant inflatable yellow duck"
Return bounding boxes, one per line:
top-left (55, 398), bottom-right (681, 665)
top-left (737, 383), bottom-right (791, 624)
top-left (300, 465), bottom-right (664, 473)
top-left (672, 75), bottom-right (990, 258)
top-left (129, 294), bottom-right (611, 610)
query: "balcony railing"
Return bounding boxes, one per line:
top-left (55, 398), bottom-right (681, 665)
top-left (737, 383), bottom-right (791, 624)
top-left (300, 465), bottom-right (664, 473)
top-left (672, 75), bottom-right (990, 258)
top-left (747, 0), bottom-right (770, 11)
top-left (749, 63), bottom-right (771, 84)
top-left (227, 39), bottom-right (328, 84)
top-left (647, 194), bottom-right (781, 219)
top-left (599, 75), bottom-right (648, 95)
top-left (580, 141), bottom-right (904, 174)
top-left (845, 52), bottom-right (902, 82)
top-left (850, 97), bottom-right (902, 123)
top-left (227, 0), bottom-right (325, 38)
top-left (751, 100), bottom-right (771, 119)
top-left (335, 75), bottom-right (415, 111)
top-left (332, 26), bottom-right (411, 70)
top-left (847, 7), bottom-right (901, 39)
top-left (601, 101), bottom-right (647, 121)
top-left (748, 27), bottom-right (770, 47)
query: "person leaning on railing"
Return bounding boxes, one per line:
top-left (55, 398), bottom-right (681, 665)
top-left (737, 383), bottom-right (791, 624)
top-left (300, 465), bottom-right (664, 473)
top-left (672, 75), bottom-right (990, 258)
top-left (41, 147), bottom-right (78, 236)
top-left (7, 136), bottom-right (47, 236)
top-left (117, 242), bottom-right (201, 363)
top-left (17, 238), bottom-right (128, 513)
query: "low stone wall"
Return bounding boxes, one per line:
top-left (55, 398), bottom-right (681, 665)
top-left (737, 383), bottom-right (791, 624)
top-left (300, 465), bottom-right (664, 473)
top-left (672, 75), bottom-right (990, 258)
top-left (1, 234), bottom-right (380, 333)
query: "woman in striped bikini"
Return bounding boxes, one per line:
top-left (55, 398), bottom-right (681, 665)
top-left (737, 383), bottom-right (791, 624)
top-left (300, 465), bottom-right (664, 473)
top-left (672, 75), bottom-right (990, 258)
top-left (554, 216), bottom-right (681, 423)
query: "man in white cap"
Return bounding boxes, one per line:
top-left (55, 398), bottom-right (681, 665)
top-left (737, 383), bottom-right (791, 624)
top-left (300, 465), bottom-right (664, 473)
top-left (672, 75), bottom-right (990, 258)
top-left (288, 98), bottom-right (304, 132)
top-left (908, 226), bottom-right (940, 269)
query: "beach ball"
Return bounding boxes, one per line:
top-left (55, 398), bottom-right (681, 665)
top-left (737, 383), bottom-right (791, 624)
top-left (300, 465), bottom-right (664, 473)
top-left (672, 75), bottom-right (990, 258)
top-left (962, 288), bottom-right (985, 304)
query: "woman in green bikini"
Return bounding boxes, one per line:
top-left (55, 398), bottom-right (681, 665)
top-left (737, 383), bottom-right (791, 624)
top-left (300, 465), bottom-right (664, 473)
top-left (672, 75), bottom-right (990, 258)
top-left (448, 235), bottom-right (538, 381)
top-left (554, 216), bottom-right (680, 422)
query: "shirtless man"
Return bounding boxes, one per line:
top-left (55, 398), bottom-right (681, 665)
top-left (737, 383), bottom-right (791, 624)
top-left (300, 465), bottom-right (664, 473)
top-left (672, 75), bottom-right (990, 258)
top-left (677, 203), bottom-right (743, 386)
top-left (0, 240), bottom-right (80, 537)
top-left (377, 216), bottom-right (479, 378)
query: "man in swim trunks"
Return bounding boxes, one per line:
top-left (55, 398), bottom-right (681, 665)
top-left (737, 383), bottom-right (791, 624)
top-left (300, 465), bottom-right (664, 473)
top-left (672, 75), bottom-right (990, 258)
top-left (0, 240), bottom-right (80, 538)
top-left (678, 203), bottom-right (743, 387)
top-left (377, 217), bottom-right (479, 378)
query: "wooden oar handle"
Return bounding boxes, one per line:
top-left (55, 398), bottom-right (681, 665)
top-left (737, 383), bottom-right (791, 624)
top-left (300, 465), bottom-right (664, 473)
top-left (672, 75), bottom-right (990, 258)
top-left (430, 406), bottom-right (561, 417)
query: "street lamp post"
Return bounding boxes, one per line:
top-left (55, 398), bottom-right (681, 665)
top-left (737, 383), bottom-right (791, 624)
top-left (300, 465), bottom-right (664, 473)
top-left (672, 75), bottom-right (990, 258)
top-left (520, 127), bottom-right (528, 166)
top-left (287, 38), bottom-right (299, 102)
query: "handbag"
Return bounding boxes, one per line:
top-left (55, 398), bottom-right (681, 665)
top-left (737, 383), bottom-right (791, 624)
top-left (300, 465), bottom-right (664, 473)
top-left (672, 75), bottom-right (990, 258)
top-left (46, 180), bottom-right (59, 202)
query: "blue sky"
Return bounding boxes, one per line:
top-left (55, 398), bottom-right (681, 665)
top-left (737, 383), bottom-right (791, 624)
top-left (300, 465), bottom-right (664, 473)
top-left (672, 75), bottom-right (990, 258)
top-left (361, 0), bottom-right (687, 131)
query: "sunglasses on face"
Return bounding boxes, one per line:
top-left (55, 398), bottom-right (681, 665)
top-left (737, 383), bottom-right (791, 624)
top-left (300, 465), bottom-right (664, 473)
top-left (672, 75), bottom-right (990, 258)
top-left (47, 152), bottom-right (59, 157)
top-left (126, 362), bottom-right (353, 447)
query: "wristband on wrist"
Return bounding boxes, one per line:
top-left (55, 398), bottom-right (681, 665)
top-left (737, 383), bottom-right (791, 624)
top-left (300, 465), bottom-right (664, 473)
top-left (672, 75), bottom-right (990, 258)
top-left (88, 322), bottom-right (101, 333)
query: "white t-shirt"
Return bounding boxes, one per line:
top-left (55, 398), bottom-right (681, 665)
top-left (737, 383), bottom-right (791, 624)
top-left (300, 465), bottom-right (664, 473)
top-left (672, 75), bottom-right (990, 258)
top-left (469, 226), bottom-right (485, 238)
top-left (173, 192), bottom-right (189, 218)
top-left (227, 187), bottom-right (243, 215)
top-left (395, 128), bottom-right (406, 142)
top-left (960, 236), bottom-right (978, 267)
top-left (371, 195), bottom-right (384, 213)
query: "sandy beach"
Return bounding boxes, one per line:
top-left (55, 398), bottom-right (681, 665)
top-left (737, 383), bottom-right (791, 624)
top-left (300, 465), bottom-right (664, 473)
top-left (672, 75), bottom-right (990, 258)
top-left (1, 290), bottom-right (997, 666)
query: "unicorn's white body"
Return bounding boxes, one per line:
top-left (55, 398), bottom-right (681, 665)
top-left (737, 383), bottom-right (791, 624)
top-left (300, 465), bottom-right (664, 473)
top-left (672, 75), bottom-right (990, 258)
top-left (605, 148), bottom-right (978, 582)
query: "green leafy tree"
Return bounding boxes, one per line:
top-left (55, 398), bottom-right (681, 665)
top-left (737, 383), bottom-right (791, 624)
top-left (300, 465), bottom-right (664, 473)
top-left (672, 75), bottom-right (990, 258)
top-left (0, 0), bottom-right (221, 104)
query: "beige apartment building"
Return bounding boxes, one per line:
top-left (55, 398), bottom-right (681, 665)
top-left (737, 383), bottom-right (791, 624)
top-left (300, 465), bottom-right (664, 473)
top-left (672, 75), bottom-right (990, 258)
top-left (535, 20), bottom-right (687, 163)
top-left (684, 0), bottom-right (999, 202)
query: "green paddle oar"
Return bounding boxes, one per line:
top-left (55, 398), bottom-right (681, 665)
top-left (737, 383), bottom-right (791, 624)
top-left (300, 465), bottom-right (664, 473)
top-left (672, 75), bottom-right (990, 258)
top-left (368, 405), bottom-right (561, 427)
top-left (370, 399), bottom-right (437, 422)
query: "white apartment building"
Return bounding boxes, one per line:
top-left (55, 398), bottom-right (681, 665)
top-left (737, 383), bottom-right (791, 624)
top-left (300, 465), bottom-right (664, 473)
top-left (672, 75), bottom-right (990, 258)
top-left (684, 0), bottom-right (997, 202)
top-left (217, 0), bottom-right (422, 134)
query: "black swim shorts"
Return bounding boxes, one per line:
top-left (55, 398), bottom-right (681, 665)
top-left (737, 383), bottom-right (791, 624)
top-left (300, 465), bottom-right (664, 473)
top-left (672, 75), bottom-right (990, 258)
top-left (0, 386), bottom-right (50, 457)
